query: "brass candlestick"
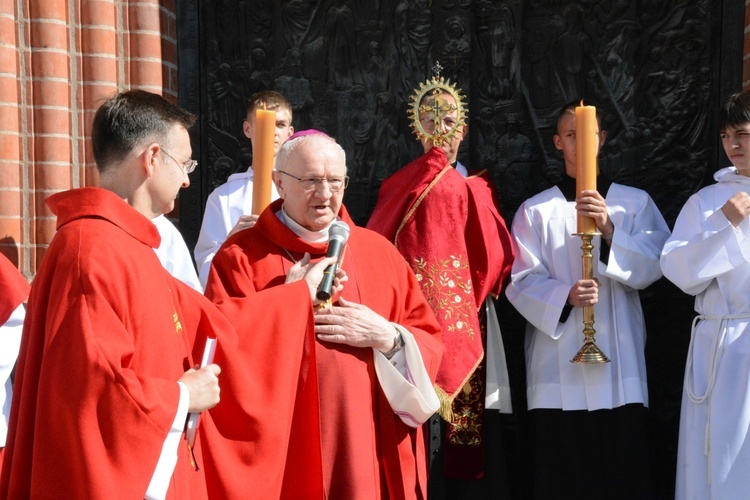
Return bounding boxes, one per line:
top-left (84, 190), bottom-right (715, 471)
top-left (571, 232), bottom-right (610, 364)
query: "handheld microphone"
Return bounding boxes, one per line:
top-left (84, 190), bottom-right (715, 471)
top-left (316, 221), bottom-right (350, 301)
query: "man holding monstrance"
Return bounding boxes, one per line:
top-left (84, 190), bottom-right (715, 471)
top-left (368, 66), bottom-right (515, 498)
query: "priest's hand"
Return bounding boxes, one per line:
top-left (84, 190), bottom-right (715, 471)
top-left (721, 192), bottom-right (750, 227)
top-left (568, 279), bottom-right (599, 307)
top-left (179, 364), bottom-right (221, 413)
top-left (227, 214), bottom-right (259, 237)
top-left (577, 190), bottom-right (614, 236)
top-left (314, 297), bottom-right (397, 352)
top-left (285, 253), bottom-right (348, 304)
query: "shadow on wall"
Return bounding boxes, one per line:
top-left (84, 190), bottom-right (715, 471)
top-left (0, 236), bottom-right (20, 268)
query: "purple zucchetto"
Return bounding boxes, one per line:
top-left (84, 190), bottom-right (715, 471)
top-left (284, 129), bottom-right (332, 143)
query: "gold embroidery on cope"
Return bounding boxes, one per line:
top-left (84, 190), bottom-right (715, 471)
top-left (412, 254), bottom-right (475, 339)
top-left (448, 372), bottom-right (484, 445)
top-left (446, 306), bottom-right (488, 446)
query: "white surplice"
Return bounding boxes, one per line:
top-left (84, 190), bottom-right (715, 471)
top-left (152, 214), bottom-right (202, 292)
top-left (194, 169), bottom-right (280, 287)
top-left (507, 183), bottom-right (670, 411)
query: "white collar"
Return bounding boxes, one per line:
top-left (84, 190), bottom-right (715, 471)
top-left (455, 161), bottom-right (468, 177)
top-left (277, 207), bottom-right (336, 243)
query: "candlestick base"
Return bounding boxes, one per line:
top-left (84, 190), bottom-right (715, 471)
top-left (571, 338), bottom-right (610, 364)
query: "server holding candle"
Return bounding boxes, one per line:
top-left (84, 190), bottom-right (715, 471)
top-left (506, 100), bottom-right (670, 499)
top-left (575, 103), bottom-right (599, 234)
top-left (194, 91), bottom-right (294, 287)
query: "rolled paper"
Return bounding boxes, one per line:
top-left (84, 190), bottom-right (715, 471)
top-left (575, 104), bottom-right (598, 234)
top-left (252, 108), bottom-right (276, 214)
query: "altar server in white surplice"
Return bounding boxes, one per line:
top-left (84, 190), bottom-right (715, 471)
top-left (507, 100), bottom-right (670, 499)
top-left (194, 91), bottom-right (292, 287)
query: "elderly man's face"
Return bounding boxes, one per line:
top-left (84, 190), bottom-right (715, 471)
top-left (276, 138), bottom-right (347, 231)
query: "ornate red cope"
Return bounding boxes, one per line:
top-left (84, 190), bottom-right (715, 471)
top-left (367, 147), bottom-right (513, 420)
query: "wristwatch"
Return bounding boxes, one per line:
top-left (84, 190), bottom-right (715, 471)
top-left (383, 330), bottom-right (405, 359)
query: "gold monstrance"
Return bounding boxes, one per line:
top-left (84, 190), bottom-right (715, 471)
top-left (408, 61), bottom-right (468, 147)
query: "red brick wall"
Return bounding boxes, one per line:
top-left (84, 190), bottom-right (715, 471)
top-left (0, 1), bottom-right (178, 279)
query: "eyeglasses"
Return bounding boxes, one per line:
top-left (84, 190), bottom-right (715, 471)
top-left (277, 170), bottom-right (349, 193)
top-left (419, 116), bottom-right (459, 134)
top-left (160, 148), bottom-right (198, 174)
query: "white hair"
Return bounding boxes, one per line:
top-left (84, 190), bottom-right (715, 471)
top-left (275, 133), bottom-right (347, 174)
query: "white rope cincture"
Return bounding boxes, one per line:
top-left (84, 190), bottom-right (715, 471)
top-left (684, 313), bottom-right (750, 484)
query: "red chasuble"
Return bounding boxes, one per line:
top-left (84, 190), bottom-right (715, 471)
top-left (367, 147), bottom-right (514, 415)
top-left (0, 254), bottom-right (28, 326)
top-left (0, 188), bottom-right (232, 499)
top-left (202, 200), bottom-right (443, 500)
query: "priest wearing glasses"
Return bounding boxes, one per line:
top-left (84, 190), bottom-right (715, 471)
top-left (201, 130), bottom-right (444, 500)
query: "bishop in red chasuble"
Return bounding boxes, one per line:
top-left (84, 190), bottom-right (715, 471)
top-left (202, 132), bottom-right (444, 500)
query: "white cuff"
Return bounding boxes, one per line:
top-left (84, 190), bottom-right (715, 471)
top-left (373, 324), bottom-right (440, 427)
top-left (145, 381), bottom-right (189, 500)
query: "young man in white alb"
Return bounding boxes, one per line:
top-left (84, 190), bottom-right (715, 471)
top-left (661, 90), bottom-right (750, 499)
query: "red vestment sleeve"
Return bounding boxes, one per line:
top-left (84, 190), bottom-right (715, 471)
top-left (2, 276), bottom-right (195, 498)
top-left (201, 239), bottom-right (326, 499)
top-left (0, 254), bottom-right (28, 325)
top-left (464, 173), bottom-right (514, 300)
top-left (1, 205), bottom-right (209, 499)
